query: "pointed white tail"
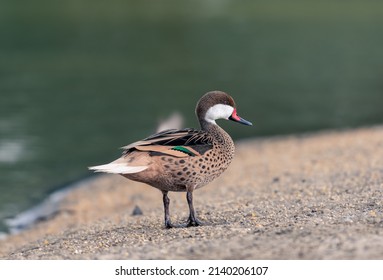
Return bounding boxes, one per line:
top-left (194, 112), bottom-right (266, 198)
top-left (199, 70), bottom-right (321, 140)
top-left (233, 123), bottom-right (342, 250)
top-left (88, 163), bottom-right (148, 174)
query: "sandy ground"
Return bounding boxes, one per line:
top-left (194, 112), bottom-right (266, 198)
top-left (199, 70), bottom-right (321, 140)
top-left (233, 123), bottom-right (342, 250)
top-left (0, 126), bottom-right (382, 259)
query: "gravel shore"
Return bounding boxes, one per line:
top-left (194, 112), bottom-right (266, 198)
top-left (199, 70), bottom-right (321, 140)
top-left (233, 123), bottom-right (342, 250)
top-left (1, 126), bottom-right (382, 259)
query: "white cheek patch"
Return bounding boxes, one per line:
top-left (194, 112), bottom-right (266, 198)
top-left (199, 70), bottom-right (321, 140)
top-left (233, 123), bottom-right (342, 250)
top-left (205, 104), bottom-right (234, 124)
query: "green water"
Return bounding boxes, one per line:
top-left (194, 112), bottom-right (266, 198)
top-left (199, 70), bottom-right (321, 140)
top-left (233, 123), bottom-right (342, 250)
top-left (1, 0), bottom-right (383, 232)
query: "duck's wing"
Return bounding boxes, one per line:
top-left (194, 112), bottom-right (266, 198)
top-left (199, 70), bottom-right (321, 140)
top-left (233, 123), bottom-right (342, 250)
top-left (122, 128), bottom-right (213, 158)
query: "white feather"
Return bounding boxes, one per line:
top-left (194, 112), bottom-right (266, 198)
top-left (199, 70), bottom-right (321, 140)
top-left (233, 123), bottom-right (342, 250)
top-left (204, 104), bottom-right (234, 124)
top-left (88, 163), bottom-right (148, 174)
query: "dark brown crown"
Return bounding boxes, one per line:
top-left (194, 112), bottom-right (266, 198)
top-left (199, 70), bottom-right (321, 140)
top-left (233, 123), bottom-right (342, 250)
top-left (195, 91), bottom-right (236, 121)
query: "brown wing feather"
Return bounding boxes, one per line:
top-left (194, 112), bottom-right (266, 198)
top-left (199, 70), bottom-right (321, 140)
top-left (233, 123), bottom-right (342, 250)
top-left (136, 145), bottom-right (202, 157)
top-left (121, 128), bottom-right (212, 157)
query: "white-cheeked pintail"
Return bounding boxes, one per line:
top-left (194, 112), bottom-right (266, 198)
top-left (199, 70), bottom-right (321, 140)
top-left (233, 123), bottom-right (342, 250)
top-left (89, 90), bottom-right (252, 228)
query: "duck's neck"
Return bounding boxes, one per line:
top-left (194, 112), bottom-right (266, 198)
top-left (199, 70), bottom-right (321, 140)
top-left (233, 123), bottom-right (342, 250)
top-left (199, 119), bottom-right (216, 132)
top-left (199, 119), bottom-right (234, 146)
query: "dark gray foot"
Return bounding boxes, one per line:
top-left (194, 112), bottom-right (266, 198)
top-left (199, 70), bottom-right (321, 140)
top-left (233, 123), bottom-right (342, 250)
top-left (187, 217), bottom-right (203, 227)
top-left (165, 220), bottom-right (188, 229)
top-left (165, 217), bottom-right (203, 228)
top-left (165, 220), bottom-right (176, 229)
top-left (166, 222), bottom-right (203, 228)
top-left (164, 215), bottom-right (190, 228)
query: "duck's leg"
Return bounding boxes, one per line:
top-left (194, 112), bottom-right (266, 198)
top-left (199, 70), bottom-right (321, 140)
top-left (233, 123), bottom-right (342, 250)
top-left (162, 191), bottom-right (174, 228)
top-left (186, 191), bottom-right (203, 227)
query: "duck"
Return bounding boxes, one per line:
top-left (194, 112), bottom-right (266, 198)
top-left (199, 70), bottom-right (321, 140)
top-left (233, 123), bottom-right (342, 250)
top-left (89, 90), bottom-right (252, 228)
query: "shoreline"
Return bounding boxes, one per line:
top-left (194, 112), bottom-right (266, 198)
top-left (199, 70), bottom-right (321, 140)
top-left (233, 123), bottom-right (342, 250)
top-left (1, 175), bottom-right (102, 236)
top-left (0, 126), bottom-right (374, 236)
top-left (0, 130), bottom-right (316, 237)
top-left (1, 126), bottom-right (383, 259)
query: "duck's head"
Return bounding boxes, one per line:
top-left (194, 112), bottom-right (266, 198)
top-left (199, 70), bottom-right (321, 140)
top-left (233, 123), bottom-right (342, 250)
top-left (196, 91), bottom-right (252, 127)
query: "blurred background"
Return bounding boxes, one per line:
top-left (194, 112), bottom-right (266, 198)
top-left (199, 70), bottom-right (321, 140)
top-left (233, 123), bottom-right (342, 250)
top-left (1, 0), bottom-right (383, 232)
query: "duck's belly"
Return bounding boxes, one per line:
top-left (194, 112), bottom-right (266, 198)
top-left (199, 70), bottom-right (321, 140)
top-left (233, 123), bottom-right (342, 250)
top-left (123, 150), bottom-right (233, 192)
